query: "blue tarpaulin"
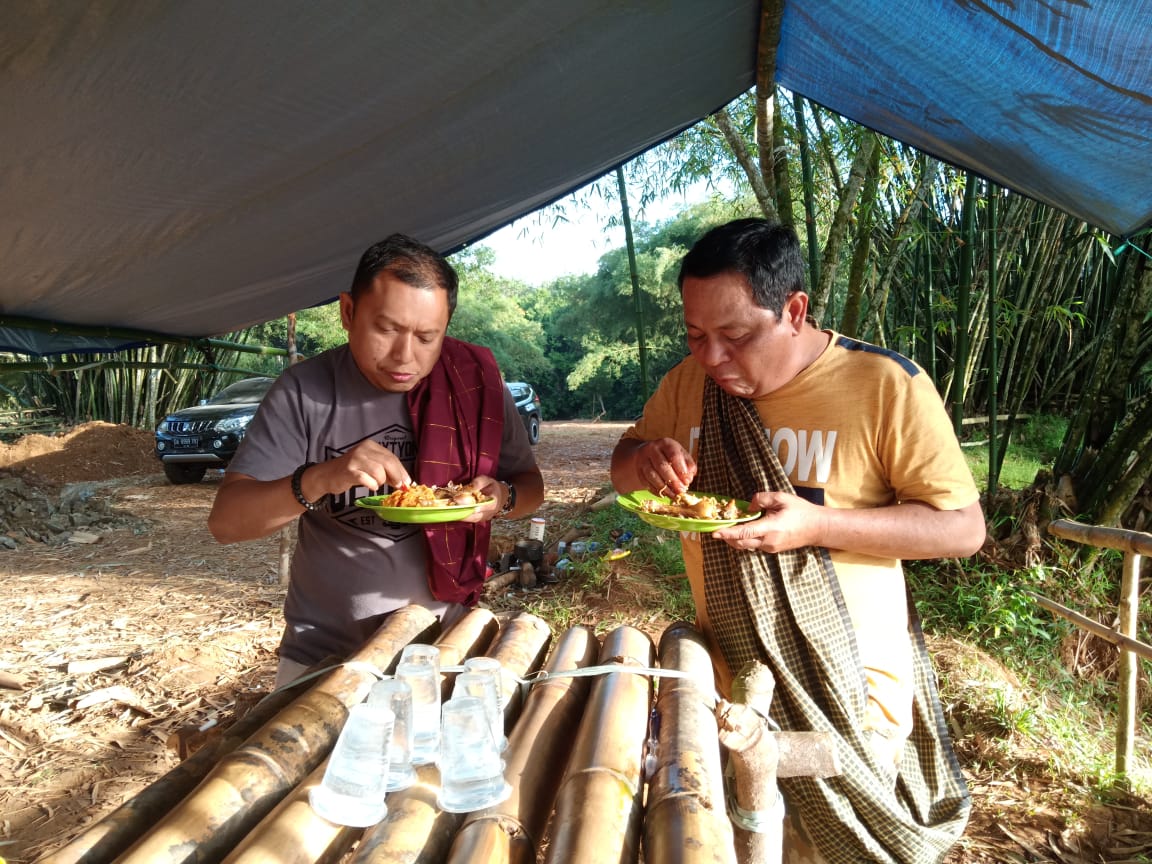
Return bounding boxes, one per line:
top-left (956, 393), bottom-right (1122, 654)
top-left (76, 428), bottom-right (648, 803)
top-left (1, 0), bottom-right (1149, 355)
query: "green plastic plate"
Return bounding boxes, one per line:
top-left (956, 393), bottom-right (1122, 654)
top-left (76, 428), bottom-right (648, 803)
top-left (615, 490), bottom-right (757, 533)
top-left (355, 496), bottom-right (479, 524)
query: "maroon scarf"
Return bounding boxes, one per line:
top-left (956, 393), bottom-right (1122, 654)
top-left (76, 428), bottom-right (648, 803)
top-left (406, 337), bottom-right (506, 605)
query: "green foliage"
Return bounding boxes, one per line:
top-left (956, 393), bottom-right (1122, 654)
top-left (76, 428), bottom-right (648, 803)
top-left (964, 414), bottom-right (1068, 490)
top-left (448, 248), bottom-right (552, 384)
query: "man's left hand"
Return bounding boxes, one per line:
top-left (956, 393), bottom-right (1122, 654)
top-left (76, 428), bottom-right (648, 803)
top-left (711, 491), bottom-right (824, 552)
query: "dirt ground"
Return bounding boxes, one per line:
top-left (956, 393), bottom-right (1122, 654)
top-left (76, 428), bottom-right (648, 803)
top-left (1, 421), bottom-right (1150, 862)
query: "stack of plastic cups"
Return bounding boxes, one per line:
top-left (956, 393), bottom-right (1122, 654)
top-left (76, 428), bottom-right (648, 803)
top-left (437, 695), bottom-right (511, 813)
top-left (395, 643), bottom-right (441, 765)
top-left (308, 702), bottom-right (394, 827)
top-left (367, 677), bottom-right (416, 791)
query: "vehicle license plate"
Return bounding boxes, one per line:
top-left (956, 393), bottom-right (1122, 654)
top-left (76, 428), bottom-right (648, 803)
top-left (175, 436), bottom-right (197, 447)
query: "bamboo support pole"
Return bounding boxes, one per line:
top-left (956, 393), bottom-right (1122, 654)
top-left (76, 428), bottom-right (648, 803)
top-left (1048, 518), bottom-right (1152, 555)
top-left (717, 663), bottom-right (783, 864)
top-left (480, 611), bottom-right (553, 726)
top-left (110, 605), bottom-right (439, 864)
top-left (348, 765), bottom-right (463, 864)
top-left (433, 608), bottom-right (500, 699)
top-left (39, 656), bottom-right (338, 864)
top-left (1029, 593), bottom-right (1152, 662)
top-left (643, 622), bottom-right (736, 864)
top-left (219, 760), bottom-right (358, 864)
top-left (1117, 551), bottom-right (1142, 778)
top-left (544, 625), bottom-right (656, 864)
top-left (446, 625), bottom-right (601, 864)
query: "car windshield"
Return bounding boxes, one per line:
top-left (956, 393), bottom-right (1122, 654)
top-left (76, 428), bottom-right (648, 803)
top-left (206, 378), bottom-right (274, 406)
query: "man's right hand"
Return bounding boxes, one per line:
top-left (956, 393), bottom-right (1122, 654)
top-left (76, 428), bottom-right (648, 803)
top-left (305, 439), bottom-right (412, 500)
top-left (610, 437), bottom-right (696, 496)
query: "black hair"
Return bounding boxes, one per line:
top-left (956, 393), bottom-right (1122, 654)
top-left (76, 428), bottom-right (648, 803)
top-left (349, 234), bottom-right (458, 315)
top-left (677, 217), bottom-right (805, 312)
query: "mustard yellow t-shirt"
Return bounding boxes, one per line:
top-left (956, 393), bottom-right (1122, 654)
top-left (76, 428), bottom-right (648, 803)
top-left (623, 332), bottom-right (979, 741)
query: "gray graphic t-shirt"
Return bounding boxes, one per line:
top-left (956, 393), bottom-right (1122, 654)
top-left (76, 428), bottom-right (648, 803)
top-left (229, 345), bottom-right (536, 665)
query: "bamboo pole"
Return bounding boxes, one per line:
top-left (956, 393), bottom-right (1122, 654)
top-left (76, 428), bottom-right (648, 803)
top-left (39, 657), bottom-right (338, 864)
top-left (643, 622), bottom-right (736, 864)
top-left (349, 764), bottom-right (463, 864)
top-left (446, 625), bottom-right (600, 864)
top-left (1116, 551), bottom-right (1142, 779)
top-left (481, 612), bottom-right (553, 726)
top-left (1048, 518), bottom-right (1152, 556)
top-left (219, 760), bottom-right (359, 864)
top-left (110, 606), bottom-right (439, 864)
top-left (433, 608), bottom-right (500, 699)
top-left (544, 626), bottom-right (656, 864)
top-left (717, 663), bottom-right (783, 864)
top-left (1029, 593), bottom-right (1152, 662)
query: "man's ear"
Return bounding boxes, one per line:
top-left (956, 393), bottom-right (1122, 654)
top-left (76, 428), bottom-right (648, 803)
top-left (338, 292), bottom-right (354, 332)
top-left (783, 291), bottom-right (810, 333)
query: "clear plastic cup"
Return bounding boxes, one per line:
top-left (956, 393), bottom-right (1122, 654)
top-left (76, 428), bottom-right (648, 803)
top-left (367, 677), bottom-right (416, 791)
top-left (437, 695), bottom-right (511, 813)
top-left (395, 657), bottom-right (441, 765)
top-left (308, 702), bottom-right (393, 827)
top-left (400, 642), bottom-right (441, 670)
top-left (452, 670), bottom-right (507, 753)
top-left (463, 655), bottom-right (512, 710)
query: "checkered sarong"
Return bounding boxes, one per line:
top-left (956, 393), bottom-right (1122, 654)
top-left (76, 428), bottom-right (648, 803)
top-left (696, 380), bottom-right (969, 863)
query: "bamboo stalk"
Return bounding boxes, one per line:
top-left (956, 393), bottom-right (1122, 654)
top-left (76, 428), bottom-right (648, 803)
top-left (433, 608), bottom-right (500, 699)
top-left (1030, 592), bottom-right (1152, 662)
top-left (39, 657), bottom-right (339, 864)
top-left (717, 663), bottom-right (785, 864)
top-left (1048, 518), bottom-right (1152, 556)
top-left (482, 612), bottom-right (553, 726)
top-left (348, 765), bottom-right (463, 864)
top-left (111, 605), bottom-right (439, 864)
top-left (643, 622), bottom-right (735, 864)
top-left (218, 760), bottom-right (359, 864)
top-left (543, 625), bottom-right (656, 864)
top-left (716, 699), bottom-right (782, 864)
top-left (446, 625), bottom-right (601, 864)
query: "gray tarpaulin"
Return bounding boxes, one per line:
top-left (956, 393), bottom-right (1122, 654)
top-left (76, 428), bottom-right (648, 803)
top-left (1, 0), bottom-right (1150, 356)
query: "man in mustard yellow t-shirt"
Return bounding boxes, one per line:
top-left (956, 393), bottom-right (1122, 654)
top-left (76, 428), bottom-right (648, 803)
top-left (611, 218), bottom-right (985, 861)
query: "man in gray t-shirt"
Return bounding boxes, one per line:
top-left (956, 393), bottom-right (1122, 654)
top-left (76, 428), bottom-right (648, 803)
top-left (209, 235), bottom-right (544, 685)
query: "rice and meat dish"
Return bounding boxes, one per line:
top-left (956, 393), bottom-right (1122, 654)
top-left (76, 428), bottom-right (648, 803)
top-left (640, 491), bottom-right (745, 520)
top-left (377, 482), bottom-right (489, 508)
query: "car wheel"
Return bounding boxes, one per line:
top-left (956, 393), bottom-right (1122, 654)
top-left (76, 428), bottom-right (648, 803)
top-left (527, 414), bottom-right (541, 445)
top-left (164, 463), bottom-right (208, 485)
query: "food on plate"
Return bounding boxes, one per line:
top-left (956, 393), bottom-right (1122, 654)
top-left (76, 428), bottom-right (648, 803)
top-left (640, 491), bottom-right (746, 521)
top-left (376, 482), bottom-right (490, 508)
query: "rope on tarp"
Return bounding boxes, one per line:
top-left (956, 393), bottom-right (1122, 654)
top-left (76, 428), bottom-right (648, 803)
top-left (1114, 229), bottom-right (1152, 261)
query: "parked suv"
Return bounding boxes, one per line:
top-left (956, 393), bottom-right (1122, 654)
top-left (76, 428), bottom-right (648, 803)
top-left (154, 376), bottom-right (276, 484)
top-left (507, 381), bottom-right (542, 445)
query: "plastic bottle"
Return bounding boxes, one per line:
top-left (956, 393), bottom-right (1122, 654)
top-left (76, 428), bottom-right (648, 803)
top-left (528, 516), bottom-right (546, 542)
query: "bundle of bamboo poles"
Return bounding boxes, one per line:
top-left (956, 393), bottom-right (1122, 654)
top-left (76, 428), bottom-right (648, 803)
top-left (41, 612), bottom-right (748, 864)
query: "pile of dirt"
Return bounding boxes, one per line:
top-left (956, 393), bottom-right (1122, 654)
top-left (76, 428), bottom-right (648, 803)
top-left (0, 421), bottom-right (158, 484)
top-left (0, 423), bottom-right (157, 549)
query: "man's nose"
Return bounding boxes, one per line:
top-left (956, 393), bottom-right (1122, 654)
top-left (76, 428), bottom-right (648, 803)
top-left (390, 333), bottom-right (415, 362)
